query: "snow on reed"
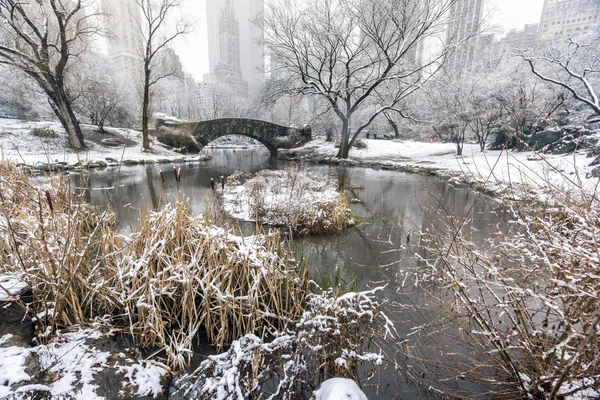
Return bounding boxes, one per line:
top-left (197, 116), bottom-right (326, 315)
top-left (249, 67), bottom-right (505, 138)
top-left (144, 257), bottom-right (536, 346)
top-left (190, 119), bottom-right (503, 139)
top-left (173, 286), bottom-right (394, 399)
top-left (114, 198), bottom-right (309, 368)
top-left (222, 164), bottom-right (354, 236)
top-left (0, 160), bottom-right (309, 370)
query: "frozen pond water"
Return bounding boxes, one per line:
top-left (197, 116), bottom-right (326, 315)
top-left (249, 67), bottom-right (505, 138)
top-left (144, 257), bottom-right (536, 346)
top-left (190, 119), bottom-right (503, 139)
top-left (70, 147), bottom-right (512, 398)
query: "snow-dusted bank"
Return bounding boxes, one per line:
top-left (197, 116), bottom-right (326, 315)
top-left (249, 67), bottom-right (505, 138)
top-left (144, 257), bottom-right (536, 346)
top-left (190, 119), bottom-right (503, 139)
top-left (2, 117), bottom-right (599, 202)
top-left (0, 118), bottom-right (209, 169)
top-left (0, 329), bottom-right (169, 400)
top-left (283, 136), bottom-right (600, 200)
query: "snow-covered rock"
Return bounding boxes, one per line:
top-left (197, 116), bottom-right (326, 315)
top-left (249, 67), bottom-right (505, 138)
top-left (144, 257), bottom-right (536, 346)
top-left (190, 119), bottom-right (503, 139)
top-left (313, 378), bottom-right (367, 400)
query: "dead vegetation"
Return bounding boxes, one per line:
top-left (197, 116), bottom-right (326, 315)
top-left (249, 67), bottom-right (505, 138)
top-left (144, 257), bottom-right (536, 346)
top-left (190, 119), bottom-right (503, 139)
top-left (223, 164), bottom-right (355, 236)
top-left (404, 176), bottom-right (600, 398)
top-left (173, 286), bottom-right (394, 399)
top-left (0, 160), bottom-right (309, 370)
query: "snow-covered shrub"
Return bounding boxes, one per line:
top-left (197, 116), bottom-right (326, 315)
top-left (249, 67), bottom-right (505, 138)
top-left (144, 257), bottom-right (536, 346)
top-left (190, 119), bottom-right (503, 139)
top-left (223, 165), bottom-right (355, 236)
top-left (412, 184), bottom-right (600, 398)
top-left (172, 287), bottom-right (394, 399)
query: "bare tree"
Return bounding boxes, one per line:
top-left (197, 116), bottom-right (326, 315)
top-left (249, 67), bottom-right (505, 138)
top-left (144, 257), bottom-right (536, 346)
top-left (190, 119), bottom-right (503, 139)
top-left (78, 77), bottom-right (121, 132)
top-left (135, 0), bottom-right (192, 150)
top-left (523, 34), bottom-right (600, 117)
top-left (468, 96), bottom-right (502, 152)
top-left (261, 0), bottom-right (463, 158)
top-left (0, 0), bottom-right (99, 149)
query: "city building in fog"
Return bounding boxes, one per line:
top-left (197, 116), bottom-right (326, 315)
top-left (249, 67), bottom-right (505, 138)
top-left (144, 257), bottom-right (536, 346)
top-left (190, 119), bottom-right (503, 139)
top-left (500, 23), bottom-right (539, 49)
top-left (204, 0), bottom-right (265, 97)
top-left (446, 0), bottom-right (486, 68)
top-left (101, 0), bottom-right (143, 73)
top-left (538, 0), bottom-right (600, 42)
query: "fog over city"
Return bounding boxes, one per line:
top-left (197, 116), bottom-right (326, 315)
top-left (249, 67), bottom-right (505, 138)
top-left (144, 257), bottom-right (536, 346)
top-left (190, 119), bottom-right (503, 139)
top-left (175, 0), bottom-right (547, 80)
top-left (1, 0), bottom-right (600, 398)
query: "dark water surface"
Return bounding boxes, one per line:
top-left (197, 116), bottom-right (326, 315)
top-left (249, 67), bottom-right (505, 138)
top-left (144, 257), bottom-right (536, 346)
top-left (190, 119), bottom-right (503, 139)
top-left (70, 147), bottom-right (512, 399)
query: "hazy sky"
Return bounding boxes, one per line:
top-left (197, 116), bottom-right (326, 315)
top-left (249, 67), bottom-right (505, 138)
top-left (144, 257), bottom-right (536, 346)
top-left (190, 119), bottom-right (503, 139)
top-left (173, 0), bottom-right (546, 81)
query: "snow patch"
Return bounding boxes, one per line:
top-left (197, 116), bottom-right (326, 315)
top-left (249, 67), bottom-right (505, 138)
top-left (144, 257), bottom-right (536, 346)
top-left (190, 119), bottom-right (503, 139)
top-left (313, 377), bottom-right (367, 400)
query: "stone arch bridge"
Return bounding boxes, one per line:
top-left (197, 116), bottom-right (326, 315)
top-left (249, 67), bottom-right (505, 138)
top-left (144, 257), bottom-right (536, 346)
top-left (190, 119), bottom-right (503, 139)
top-left (159, 118), bottom-right (312, 156)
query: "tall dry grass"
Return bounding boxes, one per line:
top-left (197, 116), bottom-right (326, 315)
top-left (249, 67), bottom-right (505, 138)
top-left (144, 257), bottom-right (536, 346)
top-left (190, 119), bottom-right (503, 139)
top-left (0, 160), bottom-right (310, 370)
top-left (115, 198), bottom-right (309, 368)
top-left (0, 160), bottom-right (119, 339)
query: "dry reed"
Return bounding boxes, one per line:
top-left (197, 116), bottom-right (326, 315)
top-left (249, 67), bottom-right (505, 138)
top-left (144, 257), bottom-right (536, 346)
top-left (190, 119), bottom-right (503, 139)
top-left (116, 197), bottom-right (309, 368)
top-left (0, 160), bottom-right (119, 339)
top-left (223, 165), bottom-right (354, 236)
top-left (0, 160), bottom-right (310, 370)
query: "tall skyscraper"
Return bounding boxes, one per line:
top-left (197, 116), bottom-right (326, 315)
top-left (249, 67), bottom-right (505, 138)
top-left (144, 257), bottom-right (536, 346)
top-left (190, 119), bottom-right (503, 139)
top-left (446, 0), bottom-right (486, 69)
top-left (538, 0), bottom-right (599, 42)
top-left (212, 0), bottom-right (248, 96)
top-left (101, 0), bottom-right (143, 72)
top-left (205, 0), bottom-right (265, 97)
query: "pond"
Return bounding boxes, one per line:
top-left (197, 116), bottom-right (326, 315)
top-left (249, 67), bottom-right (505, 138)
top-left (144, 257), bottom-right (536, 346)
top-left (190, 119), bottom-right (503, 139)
top-left (70, 147), bottom-right (512, 398)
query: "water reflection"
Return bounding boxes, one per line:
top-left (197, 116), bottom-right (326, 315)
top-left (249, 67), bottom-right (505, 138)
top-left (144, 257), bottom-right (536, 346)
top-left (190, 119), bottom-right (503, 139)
top-left (71, 148), bottom-right (512, 398)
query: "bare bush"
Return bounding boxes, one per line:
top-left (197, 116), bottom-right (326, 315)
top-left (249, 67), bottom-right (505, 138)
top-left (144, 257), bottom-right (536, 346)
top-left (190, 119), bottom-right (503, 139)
top-left (410, 176), bottom-right (600, 398)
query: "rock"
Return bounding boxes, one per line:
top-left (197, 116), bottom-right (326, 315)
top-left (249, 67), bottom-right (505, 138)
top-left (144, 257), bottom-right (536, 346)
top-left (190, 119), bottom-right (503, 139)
top-left (589, 158), bottom-right (600, 167)
top-left (528, 129), bottom-right (562, 150)
top-left (0, 300), bottom-right (34, 348)
top-left (122, 159), bottom-right (140, 166)
top-left (156, 127), bottom-right (200, 154)
top-left (1, 390), bottom-right (76, 399)
top-left (532, 126), bottom-right (598, 154)
top-left (543, 139), bottom-right (578, 154)
top-left (86, 160), bottom-right (107, 169)
top-left (100, 138), bottom-right (123, 147)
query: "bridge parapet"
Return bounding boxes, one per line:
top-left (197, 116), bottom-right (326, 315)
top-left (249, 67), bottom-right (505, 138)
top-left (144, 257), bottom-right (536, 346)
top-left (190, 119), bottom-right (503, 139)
top-left (164, 118), bottom-right (311, 156)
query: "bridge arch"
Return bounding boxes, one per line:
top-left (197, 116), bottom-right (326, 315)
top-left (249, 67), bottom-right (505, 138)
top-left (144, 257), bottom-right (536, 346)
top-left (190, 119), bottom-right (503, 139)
top-left (171, 118), bottom-right (312, 156)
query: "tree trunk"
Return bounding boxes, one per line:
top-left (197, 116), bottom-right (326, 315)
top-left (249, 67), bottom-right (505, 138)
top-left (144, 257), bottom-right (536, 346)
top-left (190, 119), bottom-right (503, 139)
top-left (50, 86), bottom-right (86, 150)
top-left (337, 119), bottom-right (350, 159)
top-left (142, 61), bottom-right (151, 151)
top-left (384, 111), bottom-right (399, 138)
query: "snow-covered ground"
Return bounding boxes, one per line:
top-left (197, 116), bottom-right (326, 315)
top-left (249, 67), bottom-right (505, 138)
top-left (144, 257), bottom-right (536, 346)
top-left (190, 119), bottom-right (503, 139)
top-left (296, 137), bottom-right (600, 199)
top-left (0, 118), bottom-right (207, 167)
top-left (0, 329), bottom-right (168, 399)
top-left (1, 117), bottom-right (598, 200)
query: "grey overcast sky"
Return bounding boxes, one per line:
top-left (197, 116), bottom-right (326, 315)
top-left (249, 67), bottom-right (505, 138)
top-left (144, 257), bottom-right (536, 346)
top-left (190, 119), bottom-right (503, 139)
top-left (173, 0), bottom-right (546, 81)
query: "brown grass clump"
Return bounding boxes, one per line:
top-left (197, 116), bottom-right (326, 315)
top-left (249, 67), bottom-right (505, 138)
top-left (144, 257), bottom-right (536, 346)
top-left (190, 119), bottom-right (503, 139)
top-left (0, 160), bottom-right (310, 370)
top-left (0, 160), bottom-right (118, 339)
top-left (111, 197), bottom-right (309, 369)
top-left (223, 165), bottom-right (355, 236)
